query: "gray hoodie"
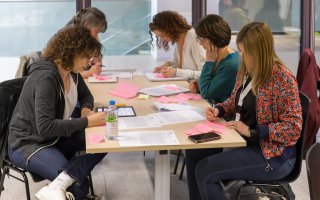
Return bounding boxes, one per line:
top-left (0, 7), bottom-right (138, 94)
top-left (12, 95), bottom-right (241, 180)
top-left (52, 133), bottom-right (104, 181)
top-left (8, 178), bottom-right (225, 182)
top-left (8, 59), bottom-right (93, 162)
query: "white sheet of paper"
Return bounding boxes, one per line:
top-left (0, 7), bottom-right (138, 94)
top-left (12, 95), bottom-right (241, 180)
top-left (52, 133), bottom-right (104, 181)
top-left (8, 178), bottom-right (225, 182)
top-left (118, 116), bottom-right (160, 130)
top-left (145, 72), bottom-right (186, 82)
top-left (139, 84), bottom-right (190, 97)
top-left (118, 130), bottom-right (179, 147)
top-left (149, 110), bottom-right (205, 125)
top-left (153, 102), bottom-right (195, 111)
top-left (101, 71), bottom-right (133, 79)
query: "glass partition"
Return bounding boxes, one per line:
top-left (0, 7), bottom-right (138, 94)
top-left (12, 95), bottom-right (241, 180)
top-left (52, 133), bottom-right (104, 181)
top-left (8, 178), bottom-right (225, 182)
top-left (0, 1), bottom-right (75, 56)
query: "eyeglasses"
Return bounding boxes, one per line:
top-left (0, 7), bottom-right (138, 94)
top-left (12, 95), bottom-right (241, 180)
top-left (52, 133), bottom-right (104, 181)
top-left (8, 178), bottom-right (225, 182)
top-left (196, 36), bottom-right (204, 43)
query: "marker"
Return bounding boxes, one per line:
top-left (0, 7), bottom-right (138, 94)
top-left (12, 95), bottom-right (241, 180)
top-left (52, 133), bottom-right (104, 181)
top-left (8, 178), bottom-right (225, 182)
top-left (116, 103), bottom-right (126, 107)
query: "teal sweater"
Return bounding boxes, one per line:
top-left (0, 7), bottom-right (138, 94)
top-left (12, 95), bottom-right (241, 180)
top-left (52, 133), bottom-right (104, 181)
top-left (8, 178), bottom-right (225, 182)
top-left (199, 52), bottom-right (240, 103)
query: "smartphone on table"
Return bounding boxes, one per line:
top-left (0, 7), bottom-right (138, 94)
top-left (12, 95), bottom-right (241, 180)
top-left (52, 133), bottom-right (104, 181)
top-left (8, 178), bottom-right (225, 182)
top-left (188, 131), bottom-right (221, 143)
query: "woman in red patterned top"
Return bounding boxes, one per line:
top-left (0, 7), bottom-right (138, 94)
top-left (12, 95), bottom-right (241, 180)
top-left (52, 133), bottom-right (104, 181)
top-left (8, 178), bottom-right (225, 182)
top-left (185, 22), bottom-right (302, 200)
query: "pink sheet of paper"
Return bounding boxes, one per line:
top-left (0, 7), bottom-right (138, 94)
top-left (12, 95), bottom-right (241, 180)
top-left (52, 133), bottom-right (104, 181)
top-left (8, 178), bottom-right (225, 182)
top-left (156, 96), bottom-right (172, 103)
top-left (186, 93), bottom-right (202, 100)
top-left (163, 85), bottom-right (181, 91)
top-left (175, 93), bottom-right (192, 101)
top-left (89, 134), bottom-right (105, 144)
top-left (193, 123), bottom-right (214, 133)
top-left (205, 121), bottom-right (226, 134)
top-left (155, 73), bottom-right (165, 78)
top-left (94, 75), bottom-right (112, 80)
top-left (168, 97), bottom-right (186, 103)
top-left (184, 128), bottom-right (201, 136)
top-left (108, 81), bottom-right (140, 99)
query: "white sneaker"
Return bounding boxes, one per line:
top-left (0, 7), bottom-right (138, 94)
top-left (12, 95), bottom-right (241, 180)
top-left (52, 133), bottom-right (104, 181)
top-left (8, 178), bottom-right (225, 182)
top-left (35, 185), bottom-right (75, 200)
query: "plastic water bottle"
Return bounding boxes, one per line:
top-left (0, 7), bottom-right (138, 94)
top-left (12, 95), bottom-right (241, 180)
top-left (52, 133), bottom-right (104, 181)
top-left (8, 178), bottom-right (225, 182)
top-left (105, 100), bottom-right (118, 140)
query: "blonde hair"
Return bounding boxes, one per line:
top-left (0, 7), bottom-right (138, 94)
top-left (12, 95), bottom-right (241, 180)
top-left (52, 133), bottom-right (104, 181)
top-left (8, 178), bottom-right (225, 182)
top-left (236, 22), bottom-right (285, 94)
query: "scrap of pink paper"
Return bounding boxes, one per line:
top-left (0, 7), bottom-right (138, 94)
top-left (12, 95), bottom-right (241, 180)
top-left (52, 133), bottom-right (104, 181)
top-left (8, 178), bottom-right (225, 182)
top-left (155, 73), bottom-right (165, 78)
top-left (108, 81), bottom-right (139, 99)
top-left (89, 134), bottom-right (105, 144)
top-left (164, 85), bottom-right (181, 91)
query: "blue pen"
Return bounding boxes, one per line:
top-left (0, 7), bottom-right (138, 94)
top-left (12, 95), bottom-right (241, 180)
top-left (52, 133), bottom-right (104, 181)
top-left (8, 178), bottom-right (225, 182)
top-left (102, 106), bottom-right (104, 112)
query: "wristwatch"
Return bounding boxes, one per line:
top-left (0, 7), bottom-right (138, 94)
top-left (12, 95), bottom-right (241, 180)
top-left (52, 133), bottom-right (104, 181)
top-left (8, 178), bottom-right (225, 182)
top-left (249, 129), bottom-right (256, 137)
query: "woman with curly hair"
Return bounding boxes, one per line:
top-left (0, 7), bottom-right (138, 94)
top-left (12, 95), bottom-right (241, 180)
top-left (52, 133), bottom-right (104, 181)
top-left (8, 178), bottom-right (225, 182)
top-left (8, 26), bottom-right (107, 200)
top-left (149, 10), bottom-right (205, 79)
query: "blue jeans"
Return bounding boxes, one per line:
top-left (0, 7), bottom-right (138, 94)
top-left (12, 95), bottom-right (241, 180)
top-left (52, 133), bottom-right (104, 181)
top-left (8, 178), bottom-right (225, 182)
top-left (185, 147), bottom-right (295, 200)
top-left (8, 131), bottom-right (106, 200)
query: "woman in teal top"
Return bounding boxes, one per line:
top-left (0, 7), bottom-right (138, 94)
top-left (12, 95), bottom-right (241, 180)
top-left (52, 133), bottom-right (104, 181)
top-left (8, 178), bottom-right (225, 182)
top-left (189, 14), bottom-right (240, 104)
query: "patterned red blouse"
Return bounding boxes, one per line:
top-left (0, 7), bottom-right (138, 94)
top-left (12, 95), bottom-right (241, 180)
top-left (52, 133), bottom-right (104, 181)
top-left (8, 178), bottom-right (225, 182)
top-left (217, 65), bottom-right (302, 159)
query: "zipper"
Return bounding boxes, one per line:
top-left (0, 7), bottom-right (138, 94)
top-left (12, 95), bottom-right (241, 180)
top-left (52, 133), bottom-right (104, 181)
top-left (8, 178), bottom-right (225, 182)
top-left (256, 92), bottom-right (273, 172)
top-left (26, 137), bottom-right (60, 165)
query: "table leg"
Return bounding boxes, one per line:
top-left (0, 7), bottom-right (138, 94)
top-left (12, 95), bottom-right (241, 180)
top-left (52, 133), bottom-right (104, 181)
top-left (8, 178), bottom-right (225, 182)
top-left (155, 150), bottom-right (170, 200)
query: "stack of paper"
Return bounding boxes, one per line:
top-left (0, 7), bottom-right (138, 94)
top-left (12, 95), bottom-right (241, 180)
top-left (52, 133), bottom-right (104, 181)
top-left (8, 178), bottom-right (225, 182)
top-left (149, 110), bottom-right (205, 126)
top-left (139, 84), bottom-right (189, 97)
top-left (184, 121), bottom-right (227, 135)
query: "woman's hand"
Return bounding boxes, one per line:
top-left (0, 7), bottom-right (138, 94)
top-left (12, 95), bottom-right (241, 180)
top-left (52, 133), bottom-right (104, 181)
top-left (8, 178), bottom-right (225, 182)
top-left (225, 121), bottom-right (250, 137)
top-left (206, 107), bottom-right (219, 121)
top-left (205, 42), bottom-right (218, 62)
top-left (87, 112), bottom-right (106, 127)
top-left (189, 80), bottom-right (199, 93)
top-left (161, 67), bottom-right (177, 77)
top-left (154, 61), bottom-right (171, 73)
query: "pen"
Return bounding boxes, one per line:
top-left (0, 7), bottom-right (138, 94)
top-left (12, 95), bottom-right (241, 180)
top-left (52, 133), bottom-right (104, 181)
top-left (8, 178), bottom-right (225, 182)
top-left (115, 103), bottom-right (126, 107)
top-left (102, 106), bottom-right (104, 112)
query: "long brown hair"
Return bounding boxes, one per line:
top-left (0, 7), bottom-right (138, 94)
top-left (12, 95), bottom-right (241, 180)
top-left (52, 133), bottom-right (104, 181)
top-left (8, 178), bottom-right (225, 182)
top-left (236, 22), bottom-right (285, 94)
top-left (67, 7), bottom-right (107, 33)
top-left (149, 10), bottom-right (191, 51)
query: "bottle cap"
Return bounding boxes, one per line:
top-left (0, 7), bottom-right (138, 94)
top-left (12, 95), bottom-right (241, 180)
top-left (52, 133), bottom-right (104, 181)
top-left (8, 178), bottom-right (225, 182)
top-left (109, 100), bottom-right (115, 105)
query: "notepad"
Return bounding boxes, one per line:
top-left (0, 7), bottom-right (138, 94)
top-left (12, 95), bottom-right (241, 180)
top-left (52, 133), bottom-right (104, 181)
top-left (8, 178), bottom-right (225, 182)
top-left (145, 72), bottom-right (186, 82)
top-left (139, 84), bottom-right (190, 97)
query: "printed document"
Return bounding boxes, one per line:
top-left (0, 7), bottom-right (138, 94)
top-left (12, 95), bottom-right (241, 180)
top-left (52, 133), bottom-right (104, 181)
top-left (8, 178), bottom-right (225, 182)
top-left (149, 110), bottom-right (205, 125)
top-left (153, 102), bottom-right (195, 111)
top-left (119, 130), bottom-right (180, 147)
top-left (118, 116), bottom-right (161, 130)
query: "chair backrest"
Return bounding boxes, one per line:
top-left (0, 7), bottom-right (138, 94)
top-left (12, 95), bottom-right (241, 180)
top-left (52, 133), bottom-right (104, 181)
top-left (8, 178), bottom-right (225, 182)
top-left (278, 92), bottom-right (310, 183)
top-left (15, 51), bottom-right (42, 78)
top-left (0, 77), bottom-right (27, 168)
top-left (306, 142), bottom-right (320, 200)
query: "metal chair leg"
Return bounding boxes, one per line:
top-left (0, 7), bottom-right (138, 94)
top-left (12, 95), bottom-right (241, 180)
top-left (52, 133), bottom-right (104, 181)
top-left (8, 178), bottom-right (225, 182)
top-left (173, 150), bottom-right (182, 174)
top-left (0, 167), bottom-right (9, 197)
top-left (88, 173), bottom-right (95, 196)
top-left (179, 158), bottom-right (186, 180)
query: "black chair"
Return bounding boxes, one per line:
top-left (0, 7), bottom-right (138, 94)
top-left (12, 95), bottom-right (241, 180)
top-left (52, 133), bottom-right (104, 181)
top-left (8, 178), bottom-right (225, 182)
top-left (0, 78), bottom-right (95, 199)
top-left (235, 92), bottom-right (311, 200)
top-left (306, 142), bottom-right (320, 200)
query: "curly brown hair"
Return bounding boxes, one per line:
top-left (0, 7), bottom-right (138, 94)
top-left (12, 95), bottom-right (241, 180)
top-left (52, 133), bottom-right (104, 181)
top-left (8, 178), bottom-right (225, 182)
top-left (43, 26), bottom-right (102, 71)
top-left (149, 10), bottom-right (191, 51)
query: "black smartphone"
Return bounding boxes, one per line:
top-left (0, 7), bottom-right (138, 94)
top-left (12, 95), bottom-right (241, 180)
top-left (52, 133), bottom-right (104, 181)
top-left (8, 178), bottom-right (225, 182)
top-left (188, 132), bottom-right (221, 143)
